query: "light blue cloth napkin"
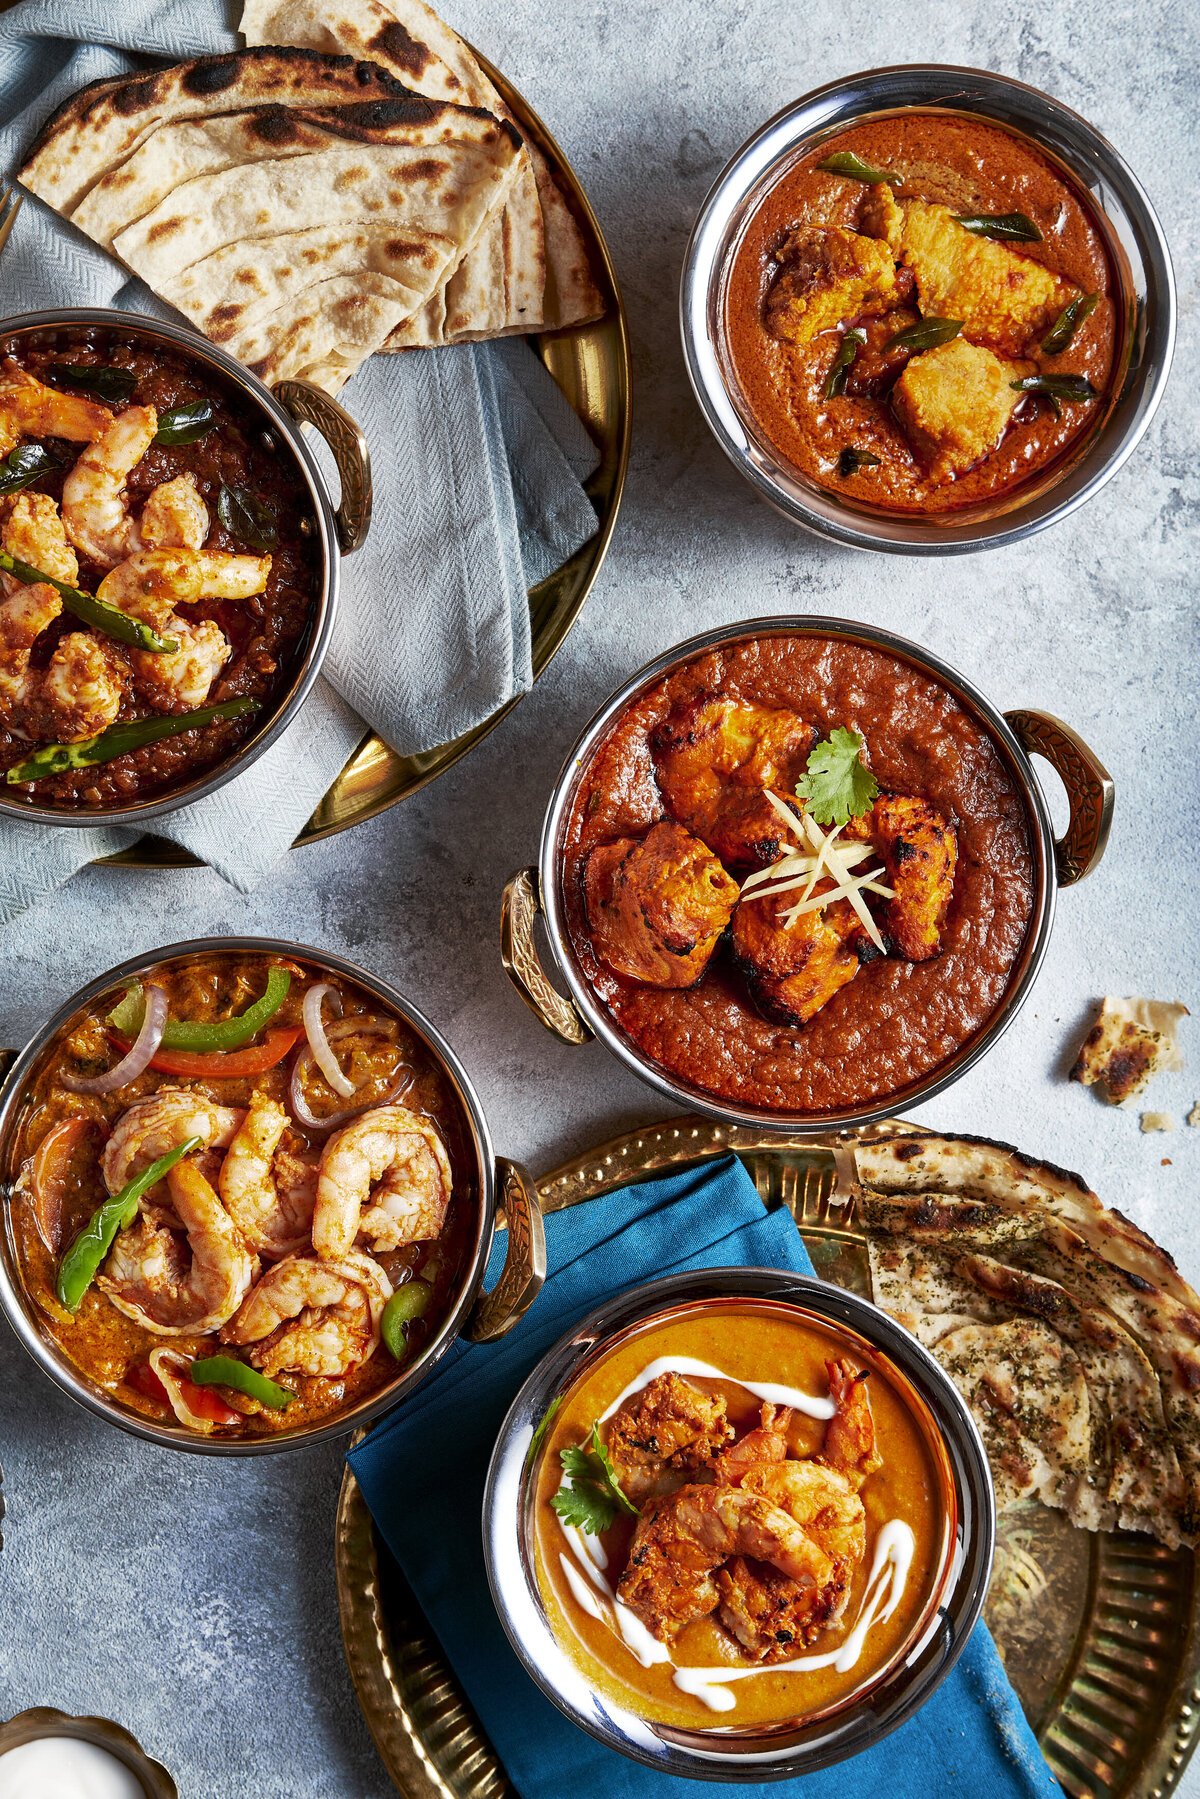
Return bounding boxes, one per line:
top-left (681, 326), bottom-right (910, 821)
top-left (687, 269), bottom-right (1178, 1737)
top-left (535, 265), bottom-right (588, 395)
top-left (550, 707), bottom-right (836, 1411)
top-left (0, 0), bottom-right (599, 912)
top-left (350, 1158), bottom-right (1060, 1799)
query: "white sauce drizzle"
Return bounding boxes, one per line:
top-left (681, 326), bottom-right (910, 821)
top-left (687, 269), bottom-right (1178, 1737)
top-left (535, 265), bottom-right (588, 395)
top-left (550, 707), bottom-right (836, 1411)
top-left (0, 1739), bottom-right (146, 1799)
top-left (553, 1357), bottom-right (914, 1715)
top-left (597, 1356), bottom-right (835, 1424)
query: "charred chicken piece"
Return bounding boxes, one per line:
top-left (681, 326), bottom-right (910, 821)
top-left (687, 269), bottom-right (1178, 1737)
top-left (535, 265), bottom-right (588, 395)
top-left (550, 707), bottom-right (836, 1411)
top-left (731, 890), bottom-right (870, 1027)
top-left (717, 1555), bottom-right (852, 1661)
top-left (583, 820), bottom-right (739, 988)
top-left (848, 794), bottom-right (957, 960)
top-left (607, 1372), bottom-right (735, 1505)
top-left (650, 695), bottom-right (815, 869)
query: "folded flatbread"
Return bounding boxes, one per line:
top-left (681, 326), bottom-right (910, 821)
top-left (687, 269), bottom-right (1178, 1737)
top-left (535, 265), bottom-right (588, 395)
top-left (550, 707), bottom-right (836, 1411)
top-left (240, 0), bottom-right (604, 342)
top-left (855, 1132), bottom-right (1200, 1551)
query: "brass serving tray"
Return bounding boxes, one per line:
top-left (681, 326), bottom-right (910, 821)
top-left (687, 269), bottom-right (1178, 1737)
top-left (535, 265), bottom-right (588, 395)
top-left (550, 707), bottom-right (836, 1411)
top-left (99, 53), bottom-right (631, 869)
top-left (335, 1117), bottom-right (1200, 1799)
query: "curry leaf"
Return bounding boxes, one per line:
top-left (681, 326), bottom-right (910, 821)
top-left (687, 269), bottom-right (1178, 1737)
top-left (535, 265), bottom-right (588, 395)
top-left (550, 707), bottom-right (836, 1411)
top-left (45, 363), bottom-right (138, 404)
top-left (1010, 374), bottom-right (1097, 403)
top-left (817, 151), bottom-right (899, 185)
top-left (217, 483), bottom-right (277, 553)
top-left (837, 447), bottom-right (882, 477)
top-left (0, 441), bottom-right (70, 495)
top-left (154, 400), bottom-right (217, 445)
top-left (955, 212), bottom-right (1042, 242)
top-left (795, 726), bottom-right (879, 826)
top-left (824, 328), bottom-right (867, 399)
top-left (883, 317), bottom-right (963, 354)
top-left (1040, 293), bottom-right (1100, 355)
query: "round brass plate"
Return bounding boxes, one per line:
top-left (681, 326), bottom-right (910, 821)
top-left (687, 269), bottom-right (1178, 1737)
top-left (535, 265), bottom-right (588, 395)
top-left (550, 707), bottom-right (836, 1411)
top-left (335, 1117), bottom-right (1200, 1799)
top-left (98, 53), bottom-right (631, 870)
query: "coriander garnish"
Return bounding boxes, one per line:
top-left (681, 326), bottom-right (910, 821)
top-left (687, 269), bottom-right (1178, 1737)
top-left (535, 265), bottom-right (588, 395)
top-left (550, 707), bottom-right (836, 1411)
top-left (550, 1421), bottom-right (637, 1533)
top-left (795, 727), bottom-right (879, 827)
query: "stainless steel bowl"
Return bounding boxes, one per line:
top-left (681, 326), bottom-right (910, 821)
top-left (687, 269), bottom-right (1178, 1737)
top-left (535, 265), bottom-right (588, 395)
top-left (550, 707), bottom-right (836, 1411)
top-left (680, 64), bottom-right (1175, 554)
top-left (502, 614), bottom-right (1114, 1133)
top-left (484, 1267), bottom-right (995, 1781)
top-left (0, 307), bottom-right (372, 828)
top-left (0, 937), bottom-right (545, 1455)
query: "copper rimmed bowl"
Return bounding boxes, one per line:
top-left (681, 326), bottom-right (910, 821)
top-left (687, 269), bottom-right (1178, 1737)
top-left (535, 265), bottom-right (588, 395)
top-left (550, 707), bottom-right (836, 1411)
top-left (484, 1267), bottom-right (995, 1780)
top-left (501, 614), bottom-right (1114, 1134)
top-left (680, 64), bottom-right (1175, 554)
top-left (0, 307), bottom-right (371, 829)
top-left (0, 936), bottom-right (545, 1455)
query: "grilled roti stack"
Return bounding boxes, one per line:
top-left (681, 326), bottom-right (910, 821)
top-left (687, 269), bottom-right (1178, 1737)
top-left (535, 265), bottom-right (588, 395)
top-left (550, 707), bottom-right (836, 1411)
top-left (855, 1132), bottom-right (1200, 1551)
top-left (20, 20), bottom-right (602, 390)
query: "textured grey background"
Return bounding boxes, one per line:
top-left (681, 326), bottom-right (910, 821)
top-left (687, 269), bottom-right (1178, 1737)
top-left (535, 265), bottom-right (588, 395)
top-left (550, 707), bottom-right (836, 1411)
top-left (1, 0), bottom-right (1197, 1793)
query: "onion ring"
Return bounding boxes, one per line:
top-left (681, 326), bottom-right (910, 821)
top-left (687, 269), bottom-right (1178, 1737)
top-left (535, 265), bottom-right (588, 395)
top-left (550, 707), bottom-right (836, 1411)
top-left (66, 984), bottom-right (168, 1094)
top-left (302, 983), bottom-right (355, 1098)
top-left (287, 1045), bottom-right (414, 1134)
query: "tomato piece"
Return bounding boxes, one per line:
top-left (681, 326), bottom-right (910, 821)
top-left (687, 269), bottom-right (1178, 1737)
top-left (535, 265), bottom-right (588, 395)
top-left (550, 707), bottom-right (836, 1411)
top-left (30, 1115), bottom-right (98, 1254)
top-left (176, 1378), bottom-right (242, 1426)
top-left (126, 1362), bottom-right (170, 1404)
top-left (111, 1026), bottom-right (302, 1078)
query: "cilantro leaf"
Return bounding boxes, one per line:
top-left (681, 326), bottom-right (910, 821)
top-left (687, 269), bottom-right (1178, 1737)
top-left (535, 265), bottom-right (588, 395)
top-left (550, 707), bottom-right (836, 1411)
top-left (795, 727), bottom-right (879, 826)
top-left (549, 1421), bottom-right (637, 1534)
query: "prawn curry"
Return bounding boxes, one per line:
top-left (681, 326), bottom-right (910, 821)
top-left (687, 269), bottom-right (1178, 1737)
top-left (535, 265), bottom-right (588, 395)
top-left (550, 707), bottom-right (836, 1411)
top-left (565, 631), bottom-right (1035, 1114)
top-left (0, 327), bottom-right (319, 809)
top-left (724, 113), bottom-right (1119, 512)
top-left (5, 950), bottom-right (476, 1439)
top-left (532, 1301), bottom-right (953, 1732)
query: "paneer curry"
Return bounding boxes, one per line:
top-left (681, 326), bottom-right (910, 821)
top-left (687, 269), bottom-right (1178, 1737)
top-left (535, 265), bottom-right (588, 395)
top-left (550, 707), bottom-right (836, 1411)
top-left (724, 113), bottom-right (1118, 511)
top-left (5, 950), bottom-right (475, 1439)
top-left (533, 1300), bottom-right (952, 1731)
top-left (564, 631), bottom-right (1035, 1114)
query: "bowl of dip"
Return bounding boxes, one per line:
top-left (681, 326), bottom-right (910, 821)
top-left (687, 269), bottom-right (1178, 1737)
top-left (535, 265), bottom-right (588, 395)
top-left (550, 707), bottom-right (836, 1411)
top-left (484, 1267), bottom-right (994, 1779)
top-left (680, 64), bottom-right (1174, 553)
top-left (0, 1709), bottom-right (176, 1798)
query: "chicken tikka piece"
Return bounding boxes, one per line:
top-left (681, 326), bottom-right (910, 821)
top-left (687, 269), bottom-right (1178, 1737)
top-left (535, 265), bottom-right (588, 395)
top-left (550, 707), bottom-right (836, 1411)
top-left (848, 793), bottom-right (958, 960)
top-left (732, 890), bottom-right (869, 1027)
top-left (606, 1371), bottom-right (736, 1504)
top-left (650, 694), bottom-right (815, 869)
top-left (583, 819), bottom-right (739, 989)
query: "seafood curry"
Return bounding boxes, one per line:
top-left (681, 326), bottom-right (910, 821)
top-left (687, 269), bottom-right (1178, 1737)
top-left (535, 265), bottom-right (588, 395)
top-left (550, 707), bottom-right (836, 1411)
top-left (6, 950), bottom-right (475, 1439)
top-left (725, 113), bottom-right (1118, 512)
top-left (565, 632), bottom-right (1035, 1113)
top-left (0, 328), bottom-right (319, 809)
top-left (533, 1301), bottom-right (951, 1731)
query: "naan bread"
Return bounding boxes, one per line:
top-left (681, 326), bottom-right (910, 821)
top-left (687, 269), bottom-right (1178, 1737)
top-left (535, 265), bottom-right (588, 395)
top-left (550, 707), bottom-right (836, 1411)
top-left (858, 1132), bottom-right (1200, 1550)
top-left (1070, 996), bottom-right (1189, 1105)
top-left (240, 0), bottom-right (603, 341)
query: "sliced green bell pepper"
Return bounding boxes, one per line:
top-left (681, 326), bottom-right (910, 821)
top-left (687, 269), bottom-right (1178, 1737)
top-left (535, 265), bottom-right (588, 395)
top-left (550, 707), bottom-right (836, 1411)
top-left (56, 1135), bottom-right (201, 1313)
top-left (109, 964), bottom-right (291, 1053)
top-left (188, 1357), bottom-right (294, 1409)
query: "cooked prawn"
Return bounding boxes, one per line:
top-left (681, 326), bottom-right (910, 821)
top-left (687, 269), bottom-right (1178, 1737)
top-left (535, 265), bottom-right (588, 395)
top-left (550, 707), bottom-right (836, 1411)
top-left (616, 1484), bottom-right (837, 1644)
top-left (819, 1358), bottom-right (882, 1489)
top-left (0, 361), bottom-right (112, 456)
top-left (99, 1157), bottom-right (257, 1334)
top-left (219, 1089), bottom-right (317, 1261)
top-left (95, 549), bottom-right (267, 710)
top-left (0, 583), bottom-right (60, 721)
top-left (220, 1249), bottom-right (391, 1377)
top-left (139, 475), bottom-right (209, 553)
top-left (61, 403), bottom-right (157, 568)
top-left (716, 1461), bottom-right (867, 1656)
top-left (102, 1087), bottom-right (244, 1196)
top-left (311, 1104), bottom-right (452, 1261)
top-left (1, 492), bottom-right (80, 588)
top-left (739, 1460), bottom-right (867, 1572)
top-left (714, 1401), bottom-right (792, 1483)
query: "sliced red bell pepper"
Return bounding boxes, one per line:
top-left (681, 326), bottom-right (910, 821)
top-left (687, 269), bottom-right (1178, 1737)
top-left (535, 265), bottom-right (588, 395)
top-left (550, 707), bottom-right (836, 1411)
top-left (126, 1360), bottom-right (241, 1425)
top-left (111, 1025), bottom-right (302, 1078)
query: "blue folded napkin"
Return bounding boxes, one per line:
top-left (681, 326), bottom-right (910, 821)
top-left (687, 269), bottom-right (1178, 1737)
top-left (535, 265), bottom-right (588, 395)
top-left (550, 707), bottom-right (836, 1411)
top-left (350, 1157), bottom-right (1059, 1799)
top-left (0, 0), bottom-right (600, 912)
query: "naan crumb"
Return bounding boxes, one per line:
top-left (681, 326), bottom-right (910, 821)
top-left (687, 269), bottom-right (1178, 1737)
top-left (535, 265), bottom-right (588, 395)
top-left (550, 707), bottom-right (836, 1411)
top-left (1188, 1101), bottom-right (1200, 1127)
top-left (1140, 1112), bottom-right (1175, 1133)
top-left (1070, 996), bottom-right (1189, 1105)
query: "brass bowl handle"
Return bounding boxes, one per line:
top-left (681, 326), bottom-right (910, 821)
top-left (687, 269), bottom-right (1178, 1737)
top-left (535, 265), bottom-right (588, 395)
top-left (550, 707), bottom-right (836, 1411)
top-left (501, 866), bottom-right (593, 1045)
top-left (1005, 708), bottom-right (1114, 887)
top-left (465, 1158), bottom-right (547, 1344)
top-left (272, 378), bottom-right (373, 554)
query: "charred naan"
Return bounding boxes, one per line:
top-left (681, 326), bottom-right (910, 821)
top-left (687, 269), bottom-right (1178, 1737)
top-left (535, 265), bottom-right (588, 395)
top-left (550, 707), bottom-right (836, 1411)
top-left (858, 1133), bottom-right (1200, 1550)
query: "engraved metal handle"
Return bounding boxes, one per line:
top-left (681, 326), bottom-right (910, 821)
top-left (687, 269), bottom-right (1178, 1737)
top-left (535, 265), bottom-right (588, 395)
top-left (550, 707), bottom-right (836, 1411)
top-left (500, 866), bottom-right (593, 1046)
top-left (0, 1049), bottom-right (16, 1090)
top-left (273, 378), bottom-right (373, 554)
top-left (1005, 709), bottom-right (1114, 887)
top-left (465, 1157), bottom-right (547, 1344)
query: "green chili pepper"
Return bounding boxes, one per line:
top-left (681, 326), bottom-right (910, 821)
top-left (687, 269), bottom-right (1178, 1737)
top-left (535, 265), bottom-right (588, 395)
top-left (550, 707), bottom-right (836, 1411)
top-left (817, 150), bottom-right (899, 185)
top-left (1009, 373), bottom-right (1097, 402)
top-left (955, 212), bottom-right (1042, 242)
top-left (7, 697), bottom-right (261, 785)
top-left (1040, 293), bottom-right (1100, 354)
top-left (838, 447), bottom-right (882, 477)
top-left (188, 1356), bottom-right (294, 1409)
top-left (56, 1136), bottom-right (201, 1312)
top-left (153, 400), bottom-right (217, 446)
top-left (0, 548), bottom-right (177, 654)
top-left (110, 965), bottom-right (291, 1051)
top-left (45, 363), bottom-right (138, 404)
top-left (824, 327), bottom-right (867, 399)
top-left (381, 1281), bottom-right (433, 1361)
top-left (883, 317), bottom-right (964, 353)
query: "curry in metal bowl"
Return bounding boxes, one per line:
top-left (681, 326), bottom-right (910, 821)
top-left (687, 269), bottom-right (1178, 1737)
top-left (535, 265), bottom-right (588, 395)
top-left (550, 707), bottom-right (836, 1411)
top-left (0, 325), bottom-right (320, 810)
top-left (723, 111), bottom-right (1119, 511)
top-left (4, 948), bottom-right (476, 1441)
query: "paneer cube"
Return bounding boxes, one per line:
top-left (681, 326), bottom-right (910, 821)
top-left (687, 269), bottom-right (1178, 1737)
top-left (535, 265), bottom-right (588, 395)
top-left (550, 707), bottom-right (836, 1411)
top-left (891, 337), bottom-right (1022, 479)
top-left (765, 226), bottom-right (899, 347)
top-left (861, 191), bottom-right (1077, 352)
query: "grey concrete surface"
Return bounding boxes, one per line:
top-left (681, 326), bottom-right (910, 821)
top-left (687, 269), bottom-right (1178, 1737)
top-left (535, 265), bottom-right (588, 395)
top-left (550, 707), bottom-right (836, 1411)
top-left (1, 1), bottom-right (1197, 1793)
